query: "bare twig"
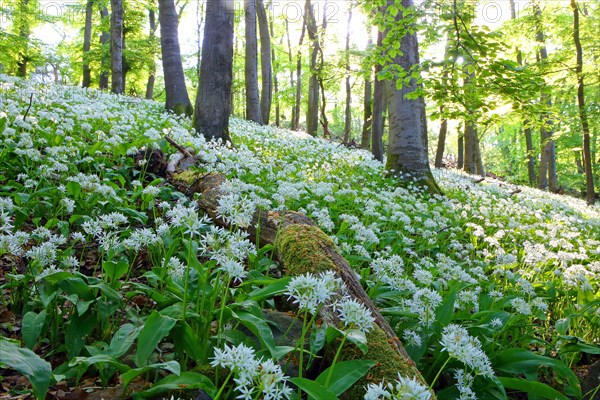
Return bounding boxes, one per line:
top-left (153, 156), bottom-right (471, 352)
top-left (164, 135), bottom-right (193, 158)
top-left (23, 93), bottom-right (34, 122)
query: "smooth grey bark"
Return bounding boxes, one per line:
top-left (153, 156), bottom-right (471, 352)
top-left (257, 0), bottom-right (272, 125)
top-left (110, 0), bottom-right (124, 94)
top-left (434, 114), bottom-right (448, 168)
top-left (245, 0), bottom-right (262, 124)
top-left (371, 29), bottom-right (385, 163)
top-left (99, 6), bottom-right (110, 89)
top-left (145, 7), bottom-right (158, 100)
top-left (463, 120), bottom-right (477, 174)
top-left (305, 0), bottom-right (320, 136)
top-left (572, 0), bottom-right (595, 205)
top-left (271, 13), bottom-right (281, 127)
top-left (457, 127), bottom-right (464, 169)
top-left (534, 2), bottom-right (558, 192)
top-left (361, 63), bottom-right (373, 149)
top-left (317, 1), bottom-right (329, 137)
top-left (343, 6), bottom-right (352, 143)
top-left (195, 0), bottom-right (234, 142)
top-left (15, 0), bottom-right (31, 78)
top-left (292, 17), bottom-right (305, 131)
top-left (158, 0), bottom-right (192, 115)
top-left (384, 0), bottom-right (438, 192)
top-left (82, 0), bottom-right (94, 87)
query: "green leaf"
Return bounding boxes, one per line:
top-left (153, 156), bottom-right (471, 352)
top-left (102, 260), bottom-right (129, 283)
top-left (135, 311), bottom-right (177, 367)
top-left (0, 338), bottom-right (52, 400)
top-left (171, 321), bottom-right (204, 361)
top-left (65, 311), bottom-right (96, 359)
top-left (121, 361), bottom-right (180, 388)
top-left (66, 181), bottom-right (81, 199)
top-left (494, 348), bottom-right (581, 398)
top-left (246, 276), bottom-right (291, 301)
top-left (132, 372), bottom-right (216, 399)
top-left (498, 377), bottom-right (569, 400)
top-left (346, 329), bottom-right (368, 354)
top-left (69, 354), bottom-right (130, 375)
top-left (316, 359), bottom-right (376, 396)
top-left (289, 377), bottom-right (338, 400)
top-left (108, 323), bottom-right (142, 358)
top-left (22, 310), bottom-right (47, 349)
top-left (234, 311), bottom-right (277, 358)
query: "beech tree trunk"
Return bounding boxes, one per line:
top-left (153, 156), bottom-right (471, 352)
top-left (361, 59), bottom-right (373, 150)
top-left (457, 127), bottom-right (464, 169)
top-left (292, 19), bottom-right (305, 131)
top-left (305, 0), bottom-right (320, 136)
top-left (110, 0), bottom-right (124, 94)
top-left (145, 7), bottom-right (158, 100)
top-left (343, 6), bottom-right (352, 143)
top-left (524, 124), bottom-right (536, 185)
top-left (572, 0), bottom-right (595, 205)
top-left (371, 30), bottom-right (385, 162)
top-left (99, 6), bottom-right (110, 90)
top-left (194, 0), bottom-right (234, 142)
top-left (245, 0), bottom-right (262, 124)
top-left (434, 115), bottom-right (448, 168)
top-left (158, 0), bottom-right (193, 115)
top-left (82, 0), bottom-right (94, 88)
top-left (257, 0), bottom-right (272, 125)
top-left (463, 120), bottom-right (478, 174)
top-left (15, 0), bottom-right (31, 78)
top-left (385, 0), bottom-right (439, 192)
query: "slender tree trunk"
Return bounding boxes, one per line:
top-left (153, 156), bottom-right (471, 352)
top-left (475, 133), bottom-right (485, 176)
top-left (343, 6), bottom-right (352, 143)
top-left (245, 0), bottom-right (262, 124)
top-left (534, 2), bottom-right (558, 192)
top-left (110, 0), bottom-right (124, 94)
top-left (463, 120), bottom-right (477, 174)
top-left (457, 127), bottom-right (464, 169)
top-left (257, 0), bottom-right (272, 125)
top-left (270, 7), bottom-right (281, 127)
top-left (434, 114), bottom-right (448, 168)
top-left (385, 0), bottom-right (438, 192)
top-left (285, 18), bottom-right (296, 129)
top-left (361, 54), bottom-right (373, 149)
top-left (15, 0), bottom-right (31, 78)
top-left (292, 19), bottom-right (305, 131)
top-left (82, 0), bottom-right (94, 87)
top-left (524, 124), bottom-right (536, 185)
top-left (319, 78), bottom-right (331, 138)
top-left (371, 29), bottom-right (385, 162)
top-left (572, 0), bottom-right (595, 204)
top-left (195, 0), bottom-right (234, 142)
top-left (145, 7), bottom-right (158, 100)
top-left (305, 0), bottom-right (320, 136)
top-left (99, 6), bottom-right (110, 89)
top-left (158, 0), bottom-right (192, 115)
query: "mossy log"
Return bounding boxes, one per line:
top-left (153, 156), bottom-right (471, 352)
top-left (147, 149), bottom-right (432, 398)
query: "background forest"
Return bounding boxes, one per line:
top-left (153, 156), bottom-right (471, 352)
top-left (0, 0), bottom-right (598, 200)
top-left (0, 1), bottom-right (599, 400)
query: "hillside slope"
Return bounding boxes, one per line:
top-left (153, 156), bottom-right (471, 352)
top-left (1, 77), bottom-right (599, 399)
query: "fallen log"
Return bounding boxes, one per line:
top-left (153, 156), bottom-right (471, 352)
top-left (145, 148), bottom-right (432, 398)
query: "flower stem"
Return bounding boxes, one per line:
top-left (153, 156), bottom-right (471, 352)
top-left (325, 332), bottom-right (348, 387)
top-left (429, 357), bottom-right (451, 390)
top-left (213, 370), bottom-right (234, 400)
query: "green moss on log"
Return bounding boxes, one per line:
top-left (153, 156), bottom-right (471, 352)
top-left (340, 327), bottom-right (432, 399)
top-left (275, 224), bottom-right (338, 275)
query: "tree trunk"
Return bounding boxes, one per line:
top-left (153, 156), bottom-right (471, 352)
top-left (457, 127), bottom-right (464, 169)
top-left (15, 0), bottom-right (31, 78)
top-left (257, 0), bottom-right (272, 125)
top-left (285, 18), bottom-right (296, 129)
top-left (270, 8), bottom-right (280, 127)
top-left (145, 7), bottom-right (158, 100)
top-left (534, 3), bottom-right (558, 192)
top-left (434, 114), bottom-right (448, 168)
top-left (319, 78), bottom-right (331, 138)
top-left (194, 0), bottom-right (235, 142)
top-left (371, 31), bottom-right (385, 162)
top-left (244, 0), bottom-right (262, 124)
top-left (292, 19), bottom-right (305, 131)
top-left (305, 0), bottom-right (320, 136)
top-left (361, 60), bottom-right (373, 150)
top-left (343, 6), bottom-right (352, 143)
top-left (99, 6), bottom-right (110, 90)
top-left (475, 132), bottom-right (485, 177)
top-left (385, 0), bottom-right (439, 193)
top-left (463, 120), bottom-right (478, 174)
top-left (572, 0), bottom-right (595, 205)
top-left (110, 0), bottom-right (124, 94)
top-left (82, 0), bottom-right (94, 88)
top-left (158, 0), bottom-right (192, 115)
top-left (524, 123), bottom-right (536, 185)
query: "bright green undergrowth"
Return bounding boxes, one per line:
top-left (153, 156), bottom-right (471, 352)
top-left (0, 77), bottom-right (598, 400)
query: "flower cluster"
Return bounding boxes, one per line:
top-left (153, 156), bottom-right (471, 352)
top-left (364, 374), bottom-right (432, 400)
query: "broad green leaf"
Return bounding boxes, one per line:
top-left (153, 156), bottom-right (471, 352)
top-left (69, 354), bottom-right (130, 375)
top-left (65, 312), bottom-right (96, 359)
top-left (0, 338), bottom-right (52, 400)
top-left (66, 181), bottom-right (81, 199)
top-left (22, 310), bottom-right (47, 349)
top-left (289, 377), bottom-right (338, 400)
top-left (316, 359), bottom-right (376, 396)
top-left (234, 311), bottom-right (277, 358)
top-left (246, 276), bottom-right (291, 301)
top-left (132, 372), bottom-right (216, 399)
top-left (121, 361), bottom-right (180, 388)
top-left (171, 321), bottom-right (204, 361)
top-left (102, 260), bottom-right (129, 283)
top-left (135, 311), bottom-right (177, 367)
top-left (346, 329), bottom-right (368, 354)
top-left (108, 323), bottom-right (142, 358)
top-left (498, 377), bottom-right (568, 400)
top-left (494, 348), bottom-right (581, 398)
